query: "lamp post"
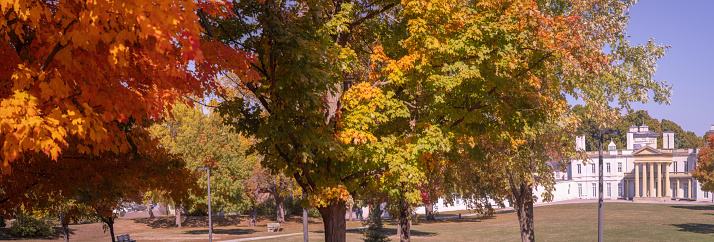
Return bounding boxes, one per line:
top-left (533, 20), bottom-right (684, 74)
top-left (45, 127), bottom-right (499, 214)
top-left (598, 129), bottom-right (620, 242)
top-left (302, 190), bottom-right (308, 242)
top-left (197, 167), bottom-right (212, 242)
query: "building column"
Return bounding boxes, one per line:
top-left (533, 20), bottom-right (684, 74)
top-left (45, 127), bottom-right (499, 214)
top-left (634, 163), bottom-right (640, 198)
top-left (656, 163), bottom-right (661, 197)
top-left (676, 179), bottom-right (680, 198)
top-left (688, 179), bottom-right (692, 199)
top-left (643, 163), bottom-right (648, 197)
top-left (665, 163), bottom-right (671, 197)
top-left (625, 180), bottom-right (629, 199)
top-left (649, 163), bottom-right (655, 197)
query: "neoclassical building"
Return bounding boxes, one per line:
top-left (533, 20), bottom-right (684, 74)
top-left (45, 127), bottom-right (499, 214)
top-left (552, 124), bottom-right (714, 202)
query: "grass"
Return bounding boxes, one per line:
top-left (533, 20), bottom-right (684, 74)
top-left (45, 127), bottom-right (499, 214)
top-left (4, 202), bottom-right (714, 241)
top-left (273, 203), bottom-right (714, 242)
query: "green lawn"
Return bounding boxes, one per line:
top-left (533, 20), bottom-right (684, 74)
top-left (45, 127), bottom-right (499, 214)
top-left (271, 202), bottom-right (714, 242)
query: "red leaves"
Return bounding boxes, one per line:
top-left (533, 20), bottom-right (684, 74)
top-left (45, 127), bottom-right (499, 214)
top-left (0, 0), bottom-right (257, 171)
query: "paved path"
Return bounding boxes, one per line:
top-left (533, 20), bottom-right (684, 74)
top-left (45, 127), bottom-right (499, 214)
top-left (222, 226), bottom-right (368, 242)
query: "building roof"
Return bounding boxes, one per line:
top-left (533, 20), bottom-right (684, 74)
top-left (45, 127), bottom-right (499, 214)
top-left (633, 130), bottom-right (660, 138)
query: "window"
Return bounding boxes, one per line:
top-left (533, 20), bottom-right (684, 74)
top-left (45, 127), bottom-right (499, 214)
top-left (674, 161), bottom-right (678, 172)
top-left (685, 162), bottom-right (688, 172)
top-left (568, 184), bottom-right (571, 194)
top-left (578, 184), bottom-right (583, 196)
top-left (607, 183), bottom-right (611, 197)
top-left (592, 183), bottom-right (596, 197)
top-left (706, 192), bottom-right (709, 199)
top-left (618, 162), bottom-right (622, 172)
top-left (592, 164), bottom-right (596, 173)
top-left (618, 184), bottom-right (622, 197)
top-left (577, 164), bottom-right (582, 174)
top-left (607, 163), bottom-right (611, 173)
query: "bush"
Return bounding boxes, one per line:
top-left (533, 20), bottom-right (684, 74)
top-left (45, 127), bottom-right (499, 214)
top-left (362, 205), bottom-right (389, 242)
top-left (0, 216), bottom-right (5, 228)
top-left (10, 213), bottom-right (54, 237)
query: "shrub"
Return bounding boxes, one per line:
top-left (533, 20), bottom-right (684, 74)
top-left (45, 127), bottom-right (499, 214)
top-left (10, 213), bottom-right (54, 237)
top-left (362, 205), bottom-right (389, 242)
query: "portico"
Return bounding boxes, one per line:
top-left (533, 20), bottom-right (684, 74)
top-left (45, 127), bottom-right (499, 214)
top-left (631, 146), bottom-right (672, 202)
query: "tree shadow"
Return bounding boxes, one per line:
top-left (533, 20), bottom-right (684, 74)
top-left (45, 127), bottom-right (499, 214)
top-left (133, 215), bottom-right (245, 229)
top-left (670, 205), bottom-right (714, 211)
top-left (345, 228), bottom-right (437, 237)
top-left (184, 228), bottom-right (258, 235)
top-left (0, 227), bottom-right (76, 240)
top-left (671, 223), bottom-right (714, 234)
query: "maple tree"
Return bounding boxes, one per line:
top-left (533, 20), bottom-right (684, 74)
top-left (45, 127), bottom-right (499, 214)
top-left (149, 103), bottom-right (256, 225)
top-left (693, 134), bottom-right (714, 194)
top-left (212, 0), bottom-right (404, 241)
top-left (368, 0), bottom-right (672, 241)
top-left (0, 1), bottom-right (260, 235)
top-left (200, 0), bottom-right (673, 241)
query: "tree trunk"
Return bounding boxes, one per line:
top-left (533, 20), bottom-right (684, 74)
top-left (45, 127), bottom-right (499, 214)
top-left (398, 197), bottom-right (411, 242)
top-left (58, 211), bottom-right (69, 242)
top-left (175, 204), bottom-right (182, 227)
top-left (249, 205), bottom-right (257, 227)
top-left (514, 184), bottom-right (535, 242)
top-left (276, 195), bottom-right (285, 223)
top-left (425, 203), bottom-right (435, 220)
top-left (148, 204), bottom-right (155, 218)
top-left (316, 201), bottom-right (347, 242)
top-left (108, 219), bottom-right (116, 242)
top-left (348, 203), bottom-right (353, 221)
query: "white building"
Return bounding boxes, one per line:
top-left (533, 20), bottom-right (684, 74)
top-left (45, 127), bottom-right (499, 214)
top-left (557, 124), bottom-right (714, 202)
top-left (414, 124), bottom-right (714, 216)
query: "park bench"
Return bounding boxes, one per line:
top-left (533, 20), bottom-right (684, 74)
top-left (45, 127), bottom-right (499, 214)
top-left (267, 223), bottom-right (281, 232)
top-left (117, 234), bottom-right (136, 242)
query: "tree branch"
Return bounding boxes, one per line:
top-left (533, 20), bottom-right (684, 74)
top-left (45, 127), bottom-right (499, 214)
top-left (349, 3), bottom-right (397, 30)
top-left (341, 166), bottom-right (389, 182)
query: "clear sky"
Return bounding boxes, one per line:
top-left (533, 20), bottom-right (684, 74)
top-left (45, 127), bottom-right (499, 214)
top-left (621, 1), bottom-right (714, 135)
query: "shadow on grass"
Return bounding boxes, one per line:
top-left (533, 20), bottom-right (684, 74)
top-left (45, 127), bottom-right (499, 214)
top-left (672, 223), bottom-right (714, 234)
top-left (345, 228), bottom-right (437, 237)
top-left (671, 205), bottom-right (714, 211)
top-left (185, 228), bottom-right (258, 235)
top-left (0, 227), bottom-right (75, 240)
top-left (133, 215), bottom-right (245, 228)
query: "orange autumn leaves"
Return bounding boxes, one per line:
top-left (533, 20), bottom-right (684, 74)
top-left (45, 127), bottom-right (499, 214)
top-left (0, 0), bottom-right (256, 172)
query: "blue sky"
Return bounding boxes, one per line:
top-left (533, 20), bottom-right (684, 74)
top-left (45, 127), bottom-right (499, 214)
top-left (620, 1), bottom-right (714, 135)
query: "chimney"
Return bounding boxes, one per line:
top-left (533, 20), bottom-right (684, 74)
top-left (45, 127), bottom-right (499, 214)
top-left (627, 126), bottom-right (635, 150)
top-left (663, 131), bottom-right (674, 149)
top-left (576, 135), bottom-right (586, 151)
top-left (640, 124), bottom-right (648, 132)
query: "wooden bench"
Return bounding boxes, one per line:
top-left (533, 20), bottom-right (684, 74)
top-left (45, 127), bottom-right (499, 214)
top-left (117, 234), bottom-right (136, 242)
top-left (267, 223), bottom-right (281, 232)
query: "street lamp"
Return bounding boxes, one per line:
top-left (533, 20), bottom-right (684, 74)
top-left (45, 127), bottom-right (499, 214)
top-left (598, 129), bottom-right (620, 242)
top-left (197, 167), bottom-right (212, 242)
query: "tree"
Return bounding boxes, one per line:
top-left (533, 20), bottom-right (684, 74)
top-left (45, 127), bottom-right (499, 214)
top-left (213, 0), bottom-right (405, 241)
top-left (362, 204), bottom-right (389, 242)
top-left (0, 0), bottom-right (255, 216)
top-left (693, 134), bottom-right (714, 193)
top-left (149, 103), bottom-right (257, 225)
top-left (371, 0), bottom-right (671, 241)
top-left (573, 107), bottom-right (703, 150)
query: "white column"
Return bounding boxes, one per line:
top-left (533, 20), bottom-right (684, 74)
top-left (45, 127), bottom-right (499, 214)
top-left (676, 179), bottom-right (680, 198)
top-left (688, 179), bottom-right (692, 199)
top-left (635, 163), bottom-right (639, 198)
top-left (665, 163), bottom-right (671, 197)
top-left (656, 163), bottom-right (661, 197)
top-left (649, 163), bottom-right (654, 197)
